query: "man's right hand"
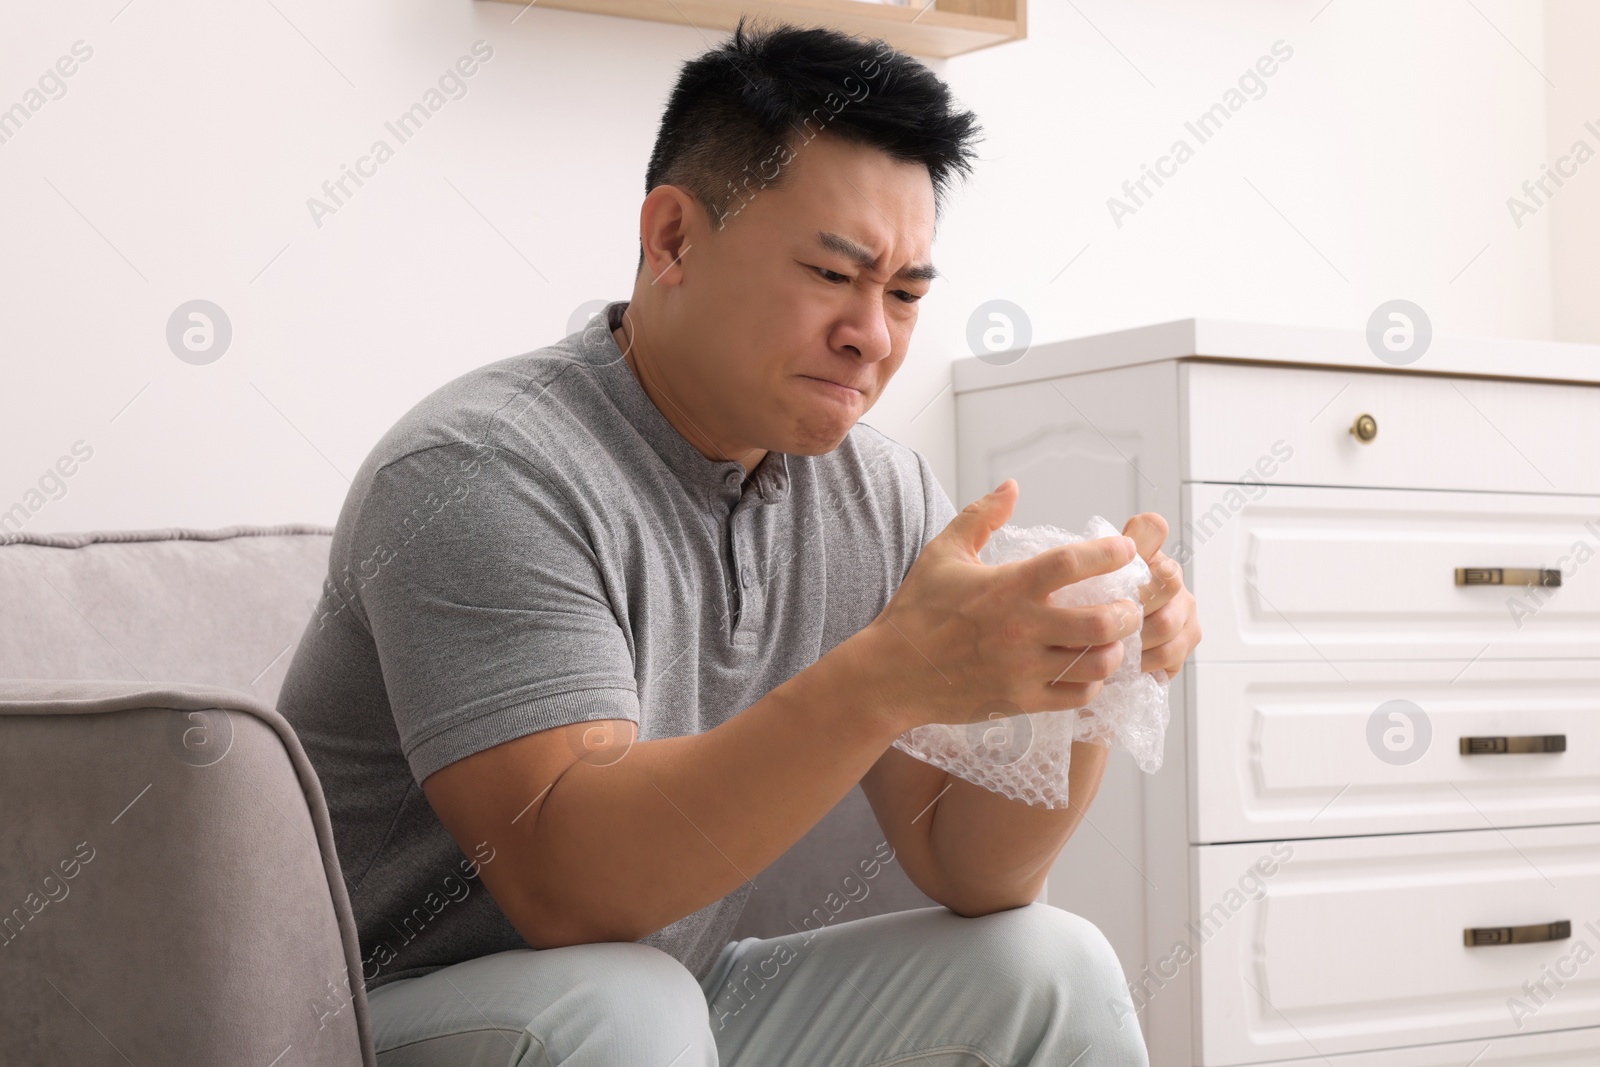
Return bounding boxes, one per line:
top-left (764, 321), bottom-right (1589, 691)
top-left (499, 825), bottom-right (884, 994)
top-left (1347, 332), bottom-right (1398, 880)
top-left (851, 478), bottom-right (1142, 737)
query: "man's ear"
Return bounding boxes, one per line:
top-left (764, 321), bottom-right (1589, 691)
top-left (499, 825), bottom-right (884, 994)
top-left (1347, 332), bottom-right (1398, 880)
top-left (637, 185), bottom-right (700, 287)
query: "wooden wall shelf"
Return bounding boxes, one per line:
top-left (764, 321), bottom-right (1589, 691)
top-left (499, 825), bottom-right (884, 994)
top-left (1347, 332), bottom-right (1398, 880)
top-left (485, 0), bottom-right (1026, 58)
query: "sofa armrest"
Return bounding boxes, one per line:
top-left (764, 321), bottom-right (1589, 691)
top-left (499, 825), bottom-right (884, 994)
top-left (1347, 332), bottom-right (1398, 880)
top-left (0, 677), bottom-right (376, 1066)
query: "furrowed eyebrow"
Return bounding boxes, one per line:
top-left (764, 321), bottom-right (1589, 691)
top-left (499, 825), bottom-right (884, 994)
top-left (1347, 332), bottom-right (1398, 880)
top-left (816, 230), bottom-right (938, 283)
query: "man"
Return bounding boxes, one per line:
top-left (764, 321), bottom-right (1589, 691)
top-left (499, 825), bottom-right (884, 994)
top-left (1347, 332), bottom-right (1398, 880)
top-left (279, 17), bottom-right (1199, 1066)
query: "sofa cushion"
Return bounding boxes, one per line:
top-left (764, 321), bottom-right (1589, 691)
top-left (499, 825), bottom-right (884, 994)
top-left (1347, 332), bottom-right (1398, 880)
top-left (0, 525), bottom-right (331, 705)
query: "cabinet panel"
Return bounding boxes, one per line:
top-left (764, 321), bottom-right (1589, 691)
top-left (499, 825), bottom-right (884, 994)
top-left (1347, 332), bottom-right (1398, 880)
top-left (1193, 826), bottom-right (1600, 1064)
top-left (1190, 660), bottom-right (1600, 843)
top-left (1184, 483), bottom-right (1600, 662)
top-left (953, 360), bottom-right (1182, 534)
top-left (1183, 362), bottom-right (1600, 495)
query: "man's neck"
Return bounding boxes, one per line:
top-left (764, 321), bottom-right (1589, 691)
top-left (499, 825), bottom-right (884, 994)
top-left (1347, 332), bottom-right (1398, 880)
top-left (612, 315), bottom-right (767, 476)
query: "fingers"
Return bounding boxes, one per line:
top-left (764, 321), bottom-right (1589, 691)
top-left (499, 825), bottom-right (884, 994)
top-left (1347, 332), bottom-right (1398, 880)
top-left (1137, 595), bottom-right (1186, 649)
top-left (1121, 512), bottom-right (1168, 560)
top-left (1013, 534), bottom-right (1138, 600)
top-left (1137, 550), bottom-right (1184, 613)
top-left (996, 600), bottom-right (1138, 694)
top-left (1140, 591), bottom-right (1202, 674)
top-left (944, 479), bottom-right (1019, 560)
top-left (996, 589), bottom-right (1188, 713)
top-left (1027, 597), bottom-right (1141, 650)
top-left (1120, 511), bottom-right (1177, 611)
top-left (1041, 640), bottom-right (1124, 686)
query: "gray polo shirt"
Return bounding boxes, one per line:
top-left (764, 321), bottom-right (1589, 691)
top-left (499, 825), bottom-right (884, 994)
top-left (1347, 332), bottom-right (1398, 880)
top-left (277, 299), bottom-right (956, 991)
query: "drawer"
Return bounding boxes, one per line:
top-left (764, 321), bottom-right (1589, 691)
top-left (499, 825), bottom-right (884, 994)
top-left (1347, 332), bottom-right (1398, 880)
top-left (1190, 660), bottom-right (1600, 843)
top-left (1189, 825), bottom-right (1600, 1064)
top-left (1182, 362), bottom-right (1600, 494)
top-left (1227, 1024), bottom-right (1599, 1067)
top-left (1183, 483), bottom-right (1600, 662)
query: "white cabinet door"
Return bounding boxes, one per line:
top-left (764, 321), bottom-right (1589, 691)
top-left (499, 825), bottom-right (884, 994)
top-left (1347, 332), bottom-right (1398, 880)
top-left (1192, 825), bottom-right (1600, 1064)
top-left (1190, 660), bottom-right (1600, 843)
top-left (1183, 362), bottom-right (1600, 495)
top-left (1184, 483), bottom-right (1600, 662)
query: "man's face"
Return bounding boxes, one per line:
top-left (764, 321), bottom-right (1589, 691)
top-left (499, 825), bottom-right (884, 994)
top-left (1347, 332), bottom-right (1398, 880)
top-left (664, 131), bottom-right (937, 456)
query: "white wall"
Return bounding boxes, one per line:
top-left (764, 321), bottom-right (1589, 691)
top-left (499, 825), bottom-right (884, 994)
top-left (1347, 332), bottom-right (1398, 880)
top-left (1546, 0), bottom-right (1600, 344)
top-left (0, 0), bottom-right (1569, 534)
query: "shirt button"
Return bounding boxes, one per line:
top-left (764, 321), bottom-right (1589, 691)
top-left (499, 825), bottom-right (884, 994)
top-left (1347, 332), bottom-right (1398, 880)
top-left (725, 470), bottom-right (742, 488)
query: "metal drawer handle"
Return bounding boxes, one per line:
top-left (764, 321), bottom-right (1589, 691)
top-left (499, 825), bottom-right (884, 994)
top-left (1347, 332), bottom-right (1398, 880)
top-left (1459, 734), bottom-right (1567, 755)
top-left (1349, 413), bottom-right (1378, 443)
top-left (1455, 567), bottom-right (1562, 587)
top-left (1465, 920), bottom-right (1571, 947)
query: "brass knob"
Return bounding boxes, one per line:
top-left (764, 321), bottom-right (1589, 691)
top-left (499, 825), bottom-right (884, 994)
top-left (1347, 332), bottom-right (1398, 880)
top-left (1349, 413), bottom-right (1378, 443)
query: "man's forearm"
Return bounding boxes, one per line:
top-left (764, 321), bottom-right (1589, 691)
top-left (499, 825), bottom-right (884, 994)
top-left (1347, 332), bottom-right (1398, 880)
top-left (516, 634), bottom-right (905, 946)
top-left (927, 740), bottom-right (1111, 915)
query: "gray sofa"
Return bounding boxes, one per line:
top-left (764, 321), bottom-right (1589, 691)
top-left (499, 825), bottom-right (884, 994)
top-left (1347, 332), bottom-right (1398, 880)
top-left (0, 524), bottom-right (934, 1063)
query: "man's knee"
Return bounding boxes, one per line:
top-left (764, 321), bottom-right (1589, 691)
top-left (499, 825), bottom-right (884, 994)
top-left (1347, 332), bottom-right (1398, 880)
top-left (525, 943), bottom-right (717, 1065)
top-left (1007, 904), bottom-right (1126, 985)
top-left (579, 942), bottom-right (710, 1009)
top-left (556, 947), bottom-right (720, 1055)
top-left (967, 904), bottom-right (1144, 1037)
top-left (1026, 905), bottom-right (1150, 1062)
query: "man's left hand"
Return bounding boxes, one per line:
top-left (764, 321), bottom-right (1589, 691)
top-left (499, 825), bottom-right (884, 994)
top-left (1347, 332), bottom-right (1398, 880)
top-left (1120, 512), bottom-right (1202, 677)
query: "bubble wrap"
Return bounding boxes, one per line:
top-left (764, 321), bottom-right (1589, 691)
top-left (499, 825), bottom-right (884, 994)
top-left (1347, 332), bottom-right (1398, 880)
top-left (891, 516), bottom-right (1172, 809)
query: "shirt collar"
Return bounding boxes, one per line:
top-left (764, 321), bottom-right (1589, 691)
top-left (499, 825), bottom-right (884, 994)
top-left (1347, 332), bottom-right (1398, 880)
top-left (588, 300), bottom-right (790, 508)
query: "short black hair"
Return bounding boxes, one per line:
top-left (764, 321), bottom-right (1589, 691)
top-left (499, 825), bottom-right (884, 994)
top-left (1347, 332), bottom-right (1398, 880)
top-left (637, 16), bottom-right (983, 275)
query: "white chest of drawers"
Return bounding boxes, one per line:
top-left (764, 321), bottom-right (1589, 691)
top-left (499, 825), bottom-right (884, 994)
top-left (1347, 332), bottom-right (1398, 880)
top-left (950, 319), bottom-right (1600, 1067)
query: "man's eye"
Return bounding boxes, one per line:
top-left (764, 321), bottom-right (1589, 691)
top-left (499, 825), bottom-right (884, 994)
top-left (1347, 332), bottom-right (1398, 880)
top-left (813, 266), bottom-right (849, 283)
top-left (892, 290), bottom-right (923, 304)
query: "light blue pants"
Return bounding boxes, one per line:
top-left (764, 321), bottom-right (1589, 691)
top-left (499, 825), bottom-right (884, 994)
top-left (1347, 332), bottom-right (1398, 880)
top-left (366, 902), bottom-right (1151, 1066)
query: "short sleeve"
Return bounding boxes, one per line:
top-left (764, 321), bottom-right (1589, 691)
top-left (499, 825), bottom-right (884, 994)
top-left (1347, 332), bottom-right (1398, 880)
top-left (912, 449), bottom-right (959, 567)
top-left (348, 442), bottom-right (639, 785)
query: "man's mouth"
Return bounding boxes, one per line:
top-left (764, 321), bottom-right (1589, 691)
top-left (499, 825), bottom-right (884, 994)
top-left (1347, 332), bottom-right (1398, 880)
top-left (800, 375), bottom-right (864, 397)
